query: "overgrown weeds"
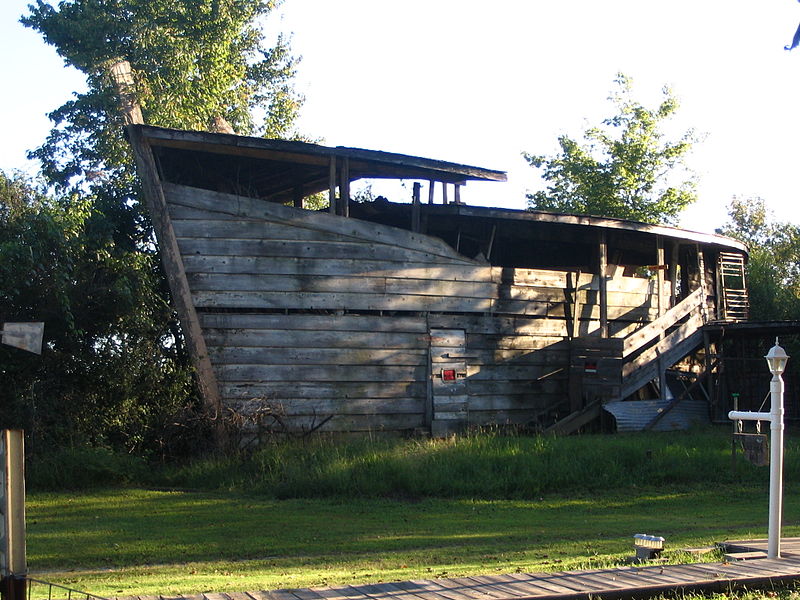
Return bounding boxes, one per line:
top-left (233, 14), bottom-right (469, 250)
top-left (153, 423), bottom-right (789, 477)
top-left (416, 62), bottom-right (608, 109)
top-left (32, 426), bottom-right (786, 498)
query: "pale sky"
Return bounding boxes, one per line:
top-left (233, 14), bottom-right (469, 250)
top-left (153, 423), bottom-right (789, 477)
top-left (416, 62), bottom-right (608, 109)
top-left (2, 0), bottom-right (799, 234)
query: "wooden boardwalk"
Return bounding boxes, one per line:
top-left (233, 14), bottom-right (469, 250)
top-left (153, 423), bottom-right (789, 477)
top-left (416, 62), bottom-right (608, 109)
top-left (136, 552), bottom-right (800, 600)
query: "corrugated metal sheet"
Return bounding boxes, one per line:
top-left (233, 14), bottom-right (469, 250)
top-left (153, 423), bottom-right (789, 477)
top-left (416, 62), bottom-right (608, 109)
top-left (603, 399), bottom-right (710, 432)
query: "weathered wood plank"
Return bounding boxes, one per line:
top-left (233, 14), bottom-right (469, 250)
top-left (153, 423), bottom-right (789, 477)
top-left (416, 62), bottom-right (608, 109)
top-left (221, 381), bottom-right (427, 401)
top-left (254, 413), bottom-right (422, 432)
top-left (217, 364), bottom-right (426, 382)
top-left (187, 273), bottom-right (500, 300)
top-left (209, 346), bottom-right (427, 366)
top-left (466, 364), bottom-right (560, 381)
top-left (183, 255), bottom-right (501, 282)
top-left (462, 348), bottom-right (569, 366)
top-left (466, 379), bottom-right (564, 395)
top-left (622, 316), bottom-right (704, 377)
top-left (204, 329), bottom-right (428, 350)
top-left (163, 182), bottom-right (477, 263)
top-left (466, 335), bottom-right (569, 351)
top-left (192, 291), bottom-right (495, 312)
top-left (200, 313), bottom-right (427, 333)
top-left (427, 314), bottom-right (569, 336)
top-left (226, 397), bottom-right (424, 416)
top-left (172, 218), bottom-right (355, 243)
top-left (176, 237), bottom-right (469, 265)
top-left (622, 287), bottom-right (704, 357)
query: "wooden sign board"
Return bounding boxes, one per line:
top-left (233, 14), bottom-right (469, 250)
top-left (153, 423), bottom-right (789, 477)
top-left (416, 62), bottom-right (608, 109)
top-left (1, 323), bottom-right (44, 355)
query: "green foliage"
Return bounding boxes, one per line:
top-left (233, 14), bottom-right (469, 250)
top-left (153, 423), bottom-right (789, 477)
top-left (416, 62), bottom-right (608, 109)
top-left (23, 429), bottom-right (800, 596)
top-left (525, 74), bottom-right (698, 225)
top-left (22, 0), bottom-right (301, 190)
top-left (28, 485), bottom-right (774, 596)
top-left (717, 196), bottom-right (800, 321)
top-left (26, 447), bottom-right (147, 489)
top-left (153, 428), bottom-right (778, 499)
top-left (0, 171), bottom-right (197, 455)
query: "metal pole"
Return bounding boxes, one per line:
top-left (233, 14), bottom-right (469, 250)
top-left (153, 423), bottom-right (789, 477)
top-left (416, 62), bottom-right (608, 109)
top-left (728, 339), bottom-right (788, 560)
top-left (768, 369), bottom-right (785, 558)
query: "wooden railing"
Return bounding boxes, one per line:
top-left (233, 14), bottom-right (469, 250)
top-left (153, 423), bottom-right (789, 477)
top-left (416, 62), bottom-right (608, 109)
top-left (622, 287), bottom-right (704, 358)
top-left (619, 287), bottom-right (706, 399)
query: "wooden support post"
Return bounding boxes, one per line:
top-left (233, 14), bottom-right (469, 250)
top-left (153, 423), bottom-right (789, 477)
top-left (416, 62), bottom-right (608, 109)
top-left (486, 224), bottom-right (496, 262)
top-left (454, 182), bottom-right (462, 204)
top-left (442, 182), bottom-right (448, 204)
top-left (572, 270), bottom-right (582, 339)
top-left (425, 316), bottom-right (434, 430)
top-left (598, 231), bottom-right (608, 338)
top-left (412, 182), bottom-right (421, 233)
top-left (328, 156), bottom-right (336, 214)
top-left (704, 329), bottom-right (714, 415)
top-left (568, 343), bottom-right (583, 413)
top-left (656, 237), bottom-right (665, 319)
top-left (110, 60), bottom-right (226, 447)
top-left (1, 430), bottom-right (26, 588)
top-left (697, 245), bottom-right (709, 322)
top-left (428, 180), bottom-right (435, 204)
top-left (292, 185), bottom-right (303, 209)
top-left (669, 241), bottom-right (679, 307)
top-left (109, 60), bottom-right (143, 125)
top-left (339, 157), bottom-right (350, 217)
top-left (656, 237), bottom-right (667, 401)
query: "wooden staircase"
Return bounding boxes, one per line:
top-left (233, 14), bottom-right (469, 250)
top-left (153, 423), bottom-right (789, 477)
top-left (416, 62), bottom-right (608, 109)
top-left (619, 287), bottom-right (706, 399)
top-left (552, 287), bottom-right (709, 434)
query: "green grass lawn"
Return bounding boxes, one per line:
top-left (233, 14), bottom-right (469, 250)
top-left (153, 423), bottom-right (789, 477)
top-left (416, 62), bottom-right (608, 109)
top-left (26, 483), bottom-right (800, 597)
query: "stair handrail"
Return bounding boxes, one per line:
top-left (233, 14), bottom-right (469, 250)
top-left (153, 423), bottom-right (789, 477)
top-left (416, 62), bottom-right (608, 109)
top-left (622, 287), bottom-right (705, 358)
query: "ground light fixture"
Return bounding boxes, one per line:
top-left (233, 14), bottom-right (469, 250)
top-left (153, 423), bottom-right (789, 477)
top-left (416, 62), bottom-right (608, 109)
top-left (728, 337), bottom-right (788, 559)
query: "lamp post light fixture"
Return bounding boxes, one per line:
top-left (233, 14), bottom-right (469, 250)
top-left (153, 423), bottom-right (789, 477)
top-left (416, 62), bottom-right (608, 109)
top-left (728, 337), bottom-right (788, 559)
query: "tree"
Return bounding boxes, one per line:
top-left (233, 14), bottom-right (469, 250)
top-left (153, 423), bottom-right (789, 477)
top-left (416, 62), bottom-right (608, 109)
top-left (11, 0), bottom-right (303, 454)
top-left (524, 74), bottom-right (698, 225)
top-left (0, 171), bottom-right (195, 454)
top-left (22, 0), bottom-right (301, 192)
top-left (717, 196), bottom-right (800, 321)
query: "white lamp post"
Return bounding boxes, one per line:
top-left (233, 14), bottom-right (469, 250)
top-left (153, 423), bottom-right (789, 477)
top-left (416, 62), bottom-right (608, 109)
top-left (728, 337), bottom-right (788, 559)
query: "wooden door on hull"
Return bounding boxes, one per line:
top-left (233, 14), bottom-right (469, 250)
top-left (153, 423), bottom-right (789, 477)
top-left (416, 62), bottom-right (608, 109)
top-left (430, 328), bottom-right (469, 436)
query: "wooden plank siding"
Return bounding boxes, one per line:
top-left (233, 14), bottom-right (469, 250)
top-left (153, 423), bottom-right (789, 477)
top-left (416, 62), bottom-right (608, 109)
top-left (164, 183), bottom-right (682, 434)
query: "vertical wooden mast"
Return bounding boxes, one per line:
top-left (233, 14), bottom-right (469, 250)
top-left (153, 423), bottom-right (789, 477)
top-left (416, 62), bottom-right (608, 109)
top-left (109, 60), bottom-right (226, 445)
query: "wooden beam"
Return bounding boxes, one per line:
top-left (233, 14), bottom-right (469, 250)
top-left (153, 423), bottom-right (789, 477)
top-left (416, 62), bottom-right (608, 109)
top-left (598, 230), bottom-right (608, 338)
top-left (486, 224), bottom-right (497, 262)
top-left (657, 236), bottom-right (665, 319)
top-left (127, 129), bottom-right (226, 445)
top-left (339, 157), bottom-right (350, 217)
top-left (428, 180), bottom-right (435, 204)
top-left (442, 182), bottom-right (448, 204)
top-left (328, 156), bottom-right (336, 214)
top-left (111, 62), bottom-right (226, 447)
top-left (454, 182), bottom-right (462, 204)
top-left (697, 245), bottom-right (709, 322)
top-left (412, 182), bottom-right (421, 233)
top-left (292, 184), bottom-right (303, 209)
top-left (108, 60), bottom-right (143, 125)
top-left (571, 270), bottom-right (582, 339)
top-left (669, 241), bottom-right (679, 307)
top-left (622, 287), bottom-right (704, 357)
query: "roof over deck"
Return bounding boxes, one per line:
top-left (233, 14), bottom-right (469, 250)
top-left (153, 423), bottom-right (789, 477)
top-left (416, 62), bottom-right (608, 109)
top-left (135, 125), bottom-right (507, 204)
top-left (136, 124), bottom-right (747, 261)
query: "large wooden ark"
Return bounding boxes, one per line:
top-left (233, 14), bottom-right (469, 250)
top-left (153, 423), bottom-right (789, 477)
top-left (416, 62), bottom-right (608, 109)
top-left (129, 125), bottom-right (749, 436)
